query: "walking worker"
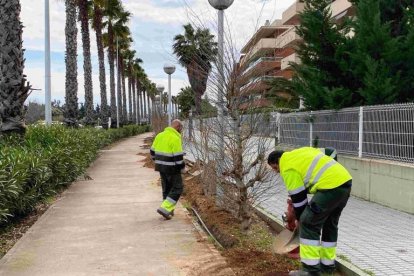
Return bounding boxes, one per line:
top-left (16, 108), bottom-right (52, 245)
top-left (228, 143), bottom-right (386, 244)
top-left (150, 120), bottom-right (185, 220)
top-left (267, 147), bottom-right (352, 276)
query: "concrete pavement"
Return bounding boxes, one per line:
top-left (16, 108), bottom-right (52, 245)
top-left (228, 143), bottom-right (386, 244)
top-left (184, 139), bottom-right (414, 276)
top-left (0, 133), bottom-right (232, 276)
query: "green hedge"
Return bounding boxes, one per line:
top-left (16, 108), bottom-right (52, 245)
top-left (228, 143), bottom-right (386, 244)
top-left (0, 125), bottom-right (149, 225)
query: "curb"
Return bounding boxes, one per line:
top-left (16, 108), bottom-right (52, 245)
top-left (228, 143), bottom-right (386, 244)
top-left (254, 206), bottom-right (370, 276)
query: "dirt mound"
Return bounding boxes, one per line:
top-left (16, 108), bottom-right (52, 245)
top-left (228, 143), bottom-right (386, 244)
top-left (182, 175), bottom-right (299, 275)
top-left (224, 248), bottom-right (296, 276)
top-left (137, 153), bottom-right (155, 169)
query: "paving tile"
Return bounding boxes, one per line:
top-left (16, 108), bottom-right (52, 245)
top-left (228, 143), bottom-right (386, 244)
top-left (258, 173), bottom-right (414, 275)
top-left (184, 139), bottom-right (414, 276)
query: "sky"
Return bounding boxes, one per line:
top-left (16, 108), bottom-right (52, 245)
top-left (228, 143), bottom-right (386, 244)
top-left (21, 0), bottom-right (296, 105)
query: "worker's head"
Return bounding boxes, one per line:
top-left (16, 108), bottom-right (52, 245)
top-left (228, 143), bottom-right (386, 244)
top-left (267, 150), bottom-right (284, 173)
top-left (171, 119), bottom-right (183, 133)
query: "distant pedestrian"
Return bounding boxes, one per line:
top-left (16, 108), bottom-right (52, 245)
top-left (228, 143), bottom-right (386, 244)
top-left (150, 120), bottom-right (185, 220)
top-left (268, 147), bottom-right (352, 276)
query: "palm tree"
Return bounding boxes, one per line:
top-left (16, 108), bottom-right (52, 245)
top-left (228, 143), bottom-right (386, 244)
top-left (0, 0), bottom-right (31, 134)
top-left (131, 58), bottom-right (143, 124)
top-left (124, 49), bottom-right (136, 122)
top-left (78, 0), bottom-right (94, 125)
top-left (162, 92), bottom-right (168, 113)
top-left (135, 69), bottom-right (147, 124)
top-left (173, 24), bottom-right (217, 115)
top-left (91, 0), bottom-right (108, 128)
top-left (63, 0), bottom-right (78, 127)
top-left (112, 12), bottom-right (131, 125)
top-left (141, 80), bottom-right (149, 121)
top-left (103, 0), bottom-right (122, 128)
top-left (147, 82), bottom-right (157, 123)
top-left (118, 44), bottom-right (131, 124)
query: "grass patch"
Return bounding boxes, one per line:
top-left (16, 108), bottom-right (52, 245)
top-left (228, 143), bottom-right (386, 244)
top-left (338, 254), bottom-right (351, 263)
top-left (362, 269), bottom-right (375, 275)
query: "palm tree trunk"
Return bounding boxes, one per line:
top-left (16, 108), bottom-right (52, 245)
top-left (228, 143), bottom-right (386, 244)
top-left (93, 4), bottom-right (108, 129)
top-left (63, 0), bottom-right (78, 127)
top-left (117, 53), bottom-right (122, 126)
top-left (148, 97), bottom-right (154, 124)
top-left (128, 72), bottom-right (132, 123)
top-left (121, 65), bottom-right (127, 124)
top-left (108, 23), bottom-right (116, 128)
top-left (131, 76), bottom-right (136, 124)
top-left (137, 82), bottom-right (142, 124)
top-left (79, 0), bottom-right (94, 126)
top-left (147, 93), bottom-right (151, 123)
top-left (143, 90), bottom-right (147, 121)
top-left (0, 0), bottom-right (31, 134)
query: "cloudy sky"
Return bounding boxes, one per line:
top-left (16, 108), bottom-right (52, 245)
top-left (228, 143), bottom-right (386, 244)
top-left (22, 0), bottom-right (295, 105)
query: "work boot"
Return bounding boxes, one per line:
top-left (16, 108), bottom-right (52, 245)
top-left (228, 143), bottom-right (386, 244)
top-left (157, 208), bottom-right (172, 220)
top-left (289, 270), bottom-right (320, 276)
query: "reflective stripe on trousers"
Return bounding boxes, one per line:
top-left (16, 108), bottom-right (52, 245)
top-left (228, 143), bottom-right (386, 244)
top-left (321, 241), bottom-right (337, 266)
top-left (300, 238), bottom-right (320, 266)
top-left (159, 197), bottom-right (177, 214)
top-left (300, 239), bottom-right (337, 267)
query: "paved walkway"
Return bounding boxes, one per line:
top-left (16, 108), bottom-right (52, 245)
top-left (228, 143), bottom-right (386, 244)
top-left (184, 139), bottom-right (414, 276)
top-left (0, 133), bottom-right (232, 276)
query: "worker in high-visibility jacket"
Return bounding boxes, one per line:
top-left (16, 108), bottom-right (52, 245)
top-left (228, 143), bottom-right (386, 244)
top-left (268, 147), bottom-right (352, 276)
top-left (150, 120), bottom-right (185, 220)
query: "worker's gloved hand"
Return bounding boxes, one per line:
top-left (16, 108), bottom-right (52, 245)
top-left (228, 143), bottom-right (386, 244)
top-left (180, 168), bottom-right (187, 174)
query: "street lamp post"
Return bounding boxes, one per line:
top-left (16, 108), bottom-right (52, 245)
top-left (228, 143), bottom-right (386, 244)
top-left (163, 64), bottom-right (176, 125)
top-left (116, 37), bottom-right (120, 128)
top-left (45, 0), bottom-right (52, 125)
top-left (208, 0), bottom-right (234, 175)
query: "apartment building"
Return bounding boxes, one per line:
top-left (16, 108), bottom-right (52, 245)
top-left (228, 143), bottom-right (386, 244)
top-left (238, 0), bottom-right (354, 110)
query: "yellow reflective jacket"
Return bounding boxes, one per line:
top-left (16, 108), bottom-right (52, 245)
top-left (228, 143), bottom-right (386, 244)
top-left (150, 127), bottom-right (185, 174)
top-left (280, 147), bottom-right (352, 194)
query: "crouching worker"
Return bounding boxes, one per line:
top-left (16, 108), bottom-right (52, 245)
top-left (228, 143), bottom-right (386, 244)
top-left (150, 120), bottom-right (185, 220)
top-left (267, 147), bottom-right (352, 276)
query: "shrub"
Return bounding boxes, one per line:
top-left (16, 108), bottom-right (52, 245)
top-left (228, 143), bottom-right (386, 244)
top-left (0, 124), bottom-right (148, 225)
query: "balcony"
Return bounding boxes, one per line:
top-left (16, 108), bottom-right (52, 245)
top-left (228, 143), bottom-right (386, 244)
top-left (281, 1), bottom-right (305, 25)
top-left (240, 76), bottom-right (280, 95)
top-left (244, 38), bottom-right (278, 62)
top-left (241, 25), bottom-right (290, 55)
top-left (281, 53), bottom-right (300, 70)
top-left (275, 27), bottom-right (302, 48)
top-left (330, 0), bottom-right (354, 20)
top-left (241, 57), bottom-right (282, 83)
top-left (276, 47), bottom-right (296, 58)
top-left (273, 69), bottom-right (294, 79)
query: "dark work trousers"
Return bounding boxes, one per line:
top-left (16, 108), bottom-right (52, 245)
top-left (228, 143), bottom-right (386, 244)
top-left (299, 181), bottom-right (352, 274)
top-left (160, 172), bottom-right (183, 202)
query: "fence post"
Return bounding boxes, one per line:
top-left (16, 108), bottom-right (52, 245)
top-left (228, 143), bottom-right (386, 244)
top-left (276, 113), bottom-right (281, 146)
top-left (358, 106), bottom-right (364, 158)
top-left (309, 111), bottom-right (313, 147)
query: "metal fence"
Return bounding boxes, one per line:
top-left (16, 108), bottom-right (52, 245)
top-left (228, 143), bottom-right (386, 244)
top-left (186, 103), bottom-right (414, 163)
top-left (277, 103), bottom-right (414, 163)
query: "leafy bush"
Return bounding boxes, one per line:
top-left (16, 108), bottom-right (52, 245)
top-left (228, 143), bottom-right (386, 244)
top-left (0, 125), bottom-right (149, 225)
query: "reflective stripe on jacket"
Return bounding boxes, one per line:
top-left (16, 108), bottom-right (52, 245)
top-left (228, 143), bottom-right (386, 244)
top-left (280, 147), bottom-right (352, 194)
top-left (150, 127), bottom-right (185, 174)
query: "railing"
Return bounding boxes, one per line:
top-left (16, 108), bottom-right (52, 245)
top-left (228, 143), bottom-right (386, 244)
top-left (277, 103), bottom-right (414, 163)
top-left (240, 76), bottom-right (279, 92)
top-left (187, 103), bottom-right (414, 164)
top-left (244, 57), bottom-right (280, 75)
